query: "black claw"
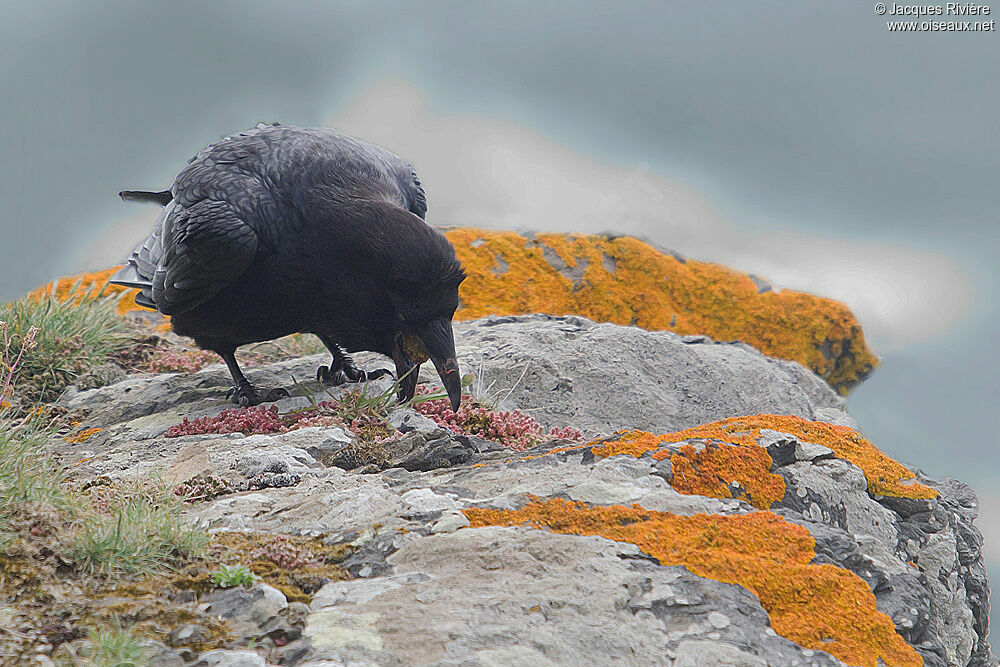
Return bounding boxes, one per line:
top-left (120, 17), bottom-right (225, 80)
top-left (317, 365), bottom-right (349, 387)
top-left (319, 354), bottom-right (392, 386)
top-left (264, 388), bottom-right (290, 401)
top-left (227, 384), bottom-right (288, 406)
top-left (341, 357), bottom-right (364, 383)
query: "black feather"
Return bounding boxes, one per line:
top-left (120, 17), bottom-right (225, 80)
top-left (120, 190), bottom-right (172, 206)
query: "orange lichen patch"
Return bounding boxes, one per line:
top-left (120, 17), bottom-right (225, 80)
top-left (465, 498), bottom-right (921, 667)
top-left (577, 416), bottom-right (935, 504)
top-left (644, 415), bottom-right (936, 500)
top-left (666, 443), bottom-right (784, 509)
top-left (590, 431), bottom-right (783, 509)
top-left (63, 427), bottom-right (103, 444)
top-left (28, 267), bottom-right (149, 316)
top-left (590, 430), bottom-right (665, 459)
top-left (444, 229), bottom-right (877, 394)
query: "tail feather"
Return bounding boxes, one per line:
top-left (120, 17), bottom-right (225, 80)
top-left (133, 290), bottom-right (157, 310)
top-left (109, 263), bottom-right (151, 290)
top-left (119, 190), bottom-right (172, 206)
top-left (110, 263), bottom-right (158, 312)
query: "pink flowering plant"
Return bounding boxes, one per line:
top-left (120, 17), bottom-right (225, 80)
top-left (249, 534), bottom-right (323, 570)
top-left (412, 383), bottom-right (582, 451)
top-left (166, 370), bottom-right (581, 453)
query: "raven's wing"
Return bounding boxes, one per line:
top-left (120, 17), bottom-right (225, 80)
top-left (151, 199), bottom-right (259, 316)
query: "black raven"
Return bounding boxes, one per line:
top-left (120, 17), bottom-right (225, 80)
top-left (111, 124), bottom-right (465, 410)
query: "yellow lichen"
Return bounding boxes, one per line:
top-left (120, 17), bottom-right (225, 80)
top-left (444, 229), bottom-right (877, 394)
top-left (465, 498), bottom-right (921, 667)
top-left (627, 415), bottom-right (936, 500)
top-left (63, 427), bottom-right (103, 444)
top-left (556, 416), bottom-right (935, 504)
top-left (28, 267), bottom-right (145, 316)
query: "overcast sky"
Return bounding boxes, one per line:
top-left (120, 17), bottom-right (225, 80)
top-left (2, 0), bottom-right (998, 590)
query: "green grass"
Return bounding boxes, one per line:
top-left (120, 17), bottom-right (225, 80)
top-left (0, 418), bottom-right (74, 548)
top-left (0, 282), bottom-right (127, 405)
top-left (70, 483), bottom-right (208, 576)
top-left (0, 408), bottom-right (207, 576)
top-left (210, 563), bottom-right (258, 588)
top-left (55, 621), bottom-right (153, 667)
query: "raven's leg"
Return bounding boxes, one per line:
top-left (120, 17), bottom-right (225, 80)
top-left (316, 335), bottom-right (392, 386)
top-left (215, 346), bottom-right (289, 407)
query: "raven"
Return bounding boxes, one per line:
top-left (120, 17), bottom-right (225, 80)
top-left (111, 124), bottom-right (465, 410)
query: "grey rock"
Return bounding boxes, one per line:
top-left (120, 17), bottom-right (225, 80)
top-left (278, 426), bottom-right (354, 467)
top-left (771, 441), bottom-right (993, 666)
top-left (233, 442), bottom-right (318, 477)
top-left (386, 407), bottom-right (439, 435)
top-left (673, 640), bottom-right (768, 667)
top-left (445, 314), bottom-right (844, 435)
top-left (303, 527), bottom-right (841, 666)
top-left (794, 440), bottom-right (835, 462)
top-left (201, 583), bottom-right (288, 636)
top-left (758, 429), bottom-right (798, 467)
top-left (167, 623), bottom-right (208, 646)
top-left (382, 431), bottom-right (477, 472)
top-left (193, 650), bottom-right (266, 667)
top-left (47, 315), bottom-right (993, 665)
top-left (430, 510), bottom-right (470, 534)
top-left (146, 641), bottom-right (186, 667)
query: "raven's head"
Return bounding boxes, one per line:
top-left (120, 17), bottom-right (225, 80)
top-left (388, 267), bottom-right (466, 411)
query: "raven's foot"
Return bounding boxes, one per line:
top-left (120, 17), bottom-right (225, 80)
top-left (225, 384), bottom-right (290, 407)
top-left (316, 365), bottom-right (349, 386)
top-left (316, 356), bottom-right (393, 387)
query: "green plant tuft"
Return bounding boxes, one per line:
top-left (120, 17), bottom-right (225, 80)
top-left (55, 620), bottom-right (153, 667)
top-left (70, 482), bottom-right (208, 576)
top-left (210, 563), bottom-right (258, 588)
top-left (1, 282), bottom-right (128, 405)
top-left (0, 418), bottom-right (75, 549)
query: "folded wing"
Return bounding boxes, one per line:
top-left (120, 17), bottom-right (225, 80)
top-left (151, 199), bottom-right (259, 315)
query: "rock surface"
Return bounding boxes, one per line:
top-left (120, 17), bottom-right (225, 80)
top-left (51, 315), bottom-right (991, 666)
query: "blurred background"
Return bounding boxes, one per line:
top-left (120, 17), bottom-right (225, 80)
top-left (1, 0), bottom-right (997, 626)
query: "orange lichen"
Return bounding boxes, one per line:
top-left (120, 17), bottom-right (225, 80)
top-left (590, 431), bottom-right (665, 459)
top-left (570, 416), bottom-right (935, 505)
top-left (444, 229), bottom-right (877, 394)
top-left (641, 415), bottom-right (936, 500)
top-left (63, 427), bottom-right (103, 444)
top-left (591, 432), bottom-right (783, 508)
top-left (664, 442), bottom-right (784, 509)
top-left (29, 267), bottom-right (148, 316)
top-left (465, 498), bottom-right (921, 667)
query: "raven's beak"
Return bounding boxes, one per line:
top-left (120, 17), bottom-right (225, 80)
top-left (417, 317), bottom-right (462, 412)
top-left (390, 334), bottom-right (420, 405)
